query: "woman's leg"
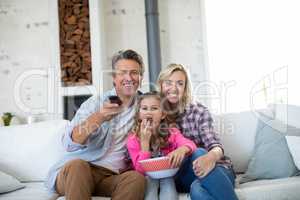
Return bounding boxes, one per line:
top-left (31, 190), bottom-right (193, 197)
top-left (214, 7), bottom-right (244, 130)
top-left (144, 177), bottom-right (159, 200)
top-left (175, 148), bottom-right (206, 192)
top-left (175, 148), bottom-right (238, 200)
top-left (190, 166), bottom-right (238, 200)
top-left (159, 177), bottom-right (178, 200)
top-left (190, 181), bottom-right (214, 200)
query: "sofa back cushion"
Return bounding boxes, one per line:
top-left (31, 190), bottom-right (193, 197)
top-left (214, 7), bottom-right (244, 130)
top-left (214, 111), bottom-right (263, 173)
top-left (274, 104), bottom-right (300, 128)
top-left (0, 120), bottom-right (69, 182)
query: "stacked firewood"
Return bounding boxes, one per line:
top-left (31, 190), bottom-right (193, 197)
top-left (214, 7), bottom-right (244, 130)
top-left (59, 0), bottom-right (92, 86)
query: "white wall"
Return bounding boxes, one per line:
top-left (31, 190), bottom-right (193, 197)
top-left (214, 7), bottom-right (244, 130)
top-left (0, 0), bottom-right (208, 120)
top-left (159, 0), bottom-right (208, 94)
top-left (0, 0), bottom-right (60, 121)
top-left (99, 0), bottom-right (208, 97)
top-left (101, 0), bottom-right (149, 91)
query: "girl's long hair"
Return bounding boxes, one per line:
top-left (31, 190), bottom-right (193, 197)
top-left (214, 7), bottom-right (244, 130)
top-left (131, 91), bottom-right (172, 155)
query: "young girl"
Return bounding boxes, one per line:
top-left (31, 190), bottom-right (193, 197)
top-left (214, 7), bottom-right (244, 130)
top-left (126, 91), bottom-right (196, 200)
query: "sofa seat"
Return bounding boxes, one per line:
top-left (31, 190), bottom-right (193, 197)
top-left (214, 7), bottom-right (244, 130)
top-left (55, 175), bottom-right (300, 200)
top-left (235, 175), bottom-right (300, 200)
top-left (0, 182), bottom-right (55, 200)
top-left (2, 175), bottom-right (299, 200)
top-left (56, 193), bottom-right (189, 200)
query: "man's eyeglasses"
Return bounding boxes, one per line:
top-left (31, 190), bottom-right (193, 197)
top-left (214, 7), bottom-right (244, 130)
top-left (115, 70), bottom-right (140, 77)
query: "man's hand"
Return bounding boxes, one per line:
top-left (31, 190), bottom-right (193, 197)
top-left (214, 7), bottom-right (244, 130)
top-left (167, 146), bottom-right (190, 168)
top-left (98, 102), bottom-right (123, 122)
top-left (71, 102), bottom-right (122, 144)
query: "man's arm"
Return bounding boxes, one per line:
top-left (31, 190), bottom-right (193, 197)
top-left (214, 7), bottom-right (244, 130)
top-left (71, 102), bottom-right (122, 145)
top-left (71, 111), bottom-right (104, 144)
top-left (61, 95), bottom-right (122, 151)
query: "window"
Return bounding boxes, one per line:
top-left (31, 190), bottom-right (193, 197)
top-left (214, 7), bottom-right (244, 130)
top-left (205, 0), bottom-right (300, 113)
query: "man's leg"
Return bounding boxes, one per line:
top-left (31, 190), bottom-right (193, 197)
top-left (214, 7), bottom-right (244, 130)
top-left (94, 170), bottom-right (146, 200)
top-left (56, 159), bottom-right (95, 200)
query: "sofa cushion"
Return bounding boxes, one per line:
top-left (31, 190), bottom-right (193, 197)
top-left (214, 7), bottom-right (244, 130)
top-left (0, 120), bottom-right (69, 182)
top-left (235, 175), bottom-right (300, 200)
top-left (274, 104), bottom-right (300, 128)
top-left (240, 119), bottom-right (299, 183)
top-left (0, 182), bottom-right (55, 200)
top-left (0, 170), bottom-right (24, 194)
top-left (286, 136), bottom-right (300, 170)
top-left (214, 111), bottom-right (260, 173)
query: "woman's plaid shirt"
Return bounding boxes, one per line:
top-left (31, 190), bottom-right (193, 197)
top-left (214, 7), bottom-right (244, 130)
top-left (175, 102), bottom-right (233, 169)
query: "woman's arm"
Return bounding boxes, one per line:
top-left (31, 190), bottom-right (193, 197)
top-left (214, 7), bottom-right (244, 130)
top-left (197, 104), bottom-right (224, 156)
top-left (193, 104), bottom-right (224, 177)
top-left (207, 146), bottom-right (223, 162)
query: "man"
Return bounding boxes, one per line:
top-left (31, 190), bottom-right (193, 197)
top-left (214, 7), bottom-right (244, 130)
top-left (46, 49), bottom-right (146, 200)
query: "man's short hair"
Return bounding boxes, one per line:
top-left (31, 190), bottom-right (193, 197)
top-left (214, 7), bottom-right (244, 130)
top-left (111, 49), bottom-right (145, 76)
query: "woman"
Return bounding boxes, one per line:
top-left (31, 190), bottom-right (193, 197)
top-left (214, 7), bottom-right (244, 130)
top-left (157, 64), bottom-right (238, 200)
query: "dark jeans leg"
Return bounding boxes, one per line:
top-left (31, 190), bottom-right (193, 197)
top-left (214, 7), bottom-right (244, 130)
top-left (175, 148), bottom-right (238, 200)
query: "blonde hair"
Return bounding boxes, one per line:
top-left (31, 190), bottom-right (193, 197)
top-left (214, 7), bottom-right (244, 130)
top-left (157, 63), bottom-right (192, 113)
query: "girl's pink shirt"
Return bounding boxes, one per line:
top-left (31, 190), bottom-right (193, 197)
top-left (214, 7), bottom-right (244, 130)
top-left (126, 128), bottom-right (197, 174)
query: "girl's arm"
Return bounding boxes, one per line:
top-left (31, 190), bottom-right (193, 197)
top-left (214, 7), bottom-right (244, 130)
top-left (126, 134), bottom-right (151, 174)
top-left (167, 128), bottom-right (197, 168)
top-left (170, 128), bottom-right (197, 154)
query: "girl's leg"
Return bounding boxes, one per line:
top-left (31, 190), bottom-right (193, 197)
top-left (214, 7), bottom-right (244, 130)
top-left (159, 177), bottom-right (178, 200)
top-left (145, 177), bottom-right (159, 200)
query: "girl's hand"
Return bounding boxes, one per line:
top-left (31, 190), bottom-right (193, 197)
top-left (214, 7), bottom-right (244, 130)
top-left (140, 119), bottom-right (152, 151)
top-left (167, 146), bottom-right (190, 168)
top-left (192, 154), bottom-right (216, 178)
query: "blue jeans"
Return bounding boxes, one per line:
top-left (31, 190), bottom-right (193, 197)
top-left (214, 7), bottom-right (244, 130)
top-left (145, 177), bottom-right (178, 200)
top-left (175, 148), bottom-right (238, 200)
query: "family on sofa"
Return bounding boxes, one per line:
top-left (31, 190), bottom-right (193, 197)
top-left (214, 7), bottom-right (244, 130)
top-left (46, 49), bottom-right (239, 200)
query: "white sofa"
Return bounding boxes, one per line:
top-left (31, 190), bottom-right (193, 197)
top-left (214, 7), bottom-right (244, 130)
top-left (0, 105), bottom-right (299, 200)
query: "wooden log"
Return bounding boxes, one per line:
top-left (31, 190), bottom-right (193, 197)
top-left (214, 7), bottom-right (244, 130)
top-left (65, 15), bottom-right (77, 25)
top-left (59, 0), bottom-right (92, 86)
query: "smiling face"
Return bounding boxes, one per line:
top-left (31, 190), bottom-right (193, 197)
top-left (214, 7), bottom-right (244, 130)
top-left (161, 70), bottom-right (186, 104)
top-left (113, 59), bottom-right (142, 99)
top-left (138, 96), bottom-right (165, 133)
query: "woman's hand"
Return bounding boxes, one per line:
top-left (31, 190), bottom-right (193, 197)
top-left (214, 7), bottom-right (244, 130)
top-left (193, 147), bottom-right (223, 178)
top-left (167, 146), bottom-right (190, 168)
top-left (192, 153), bottom-right (217, 178)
